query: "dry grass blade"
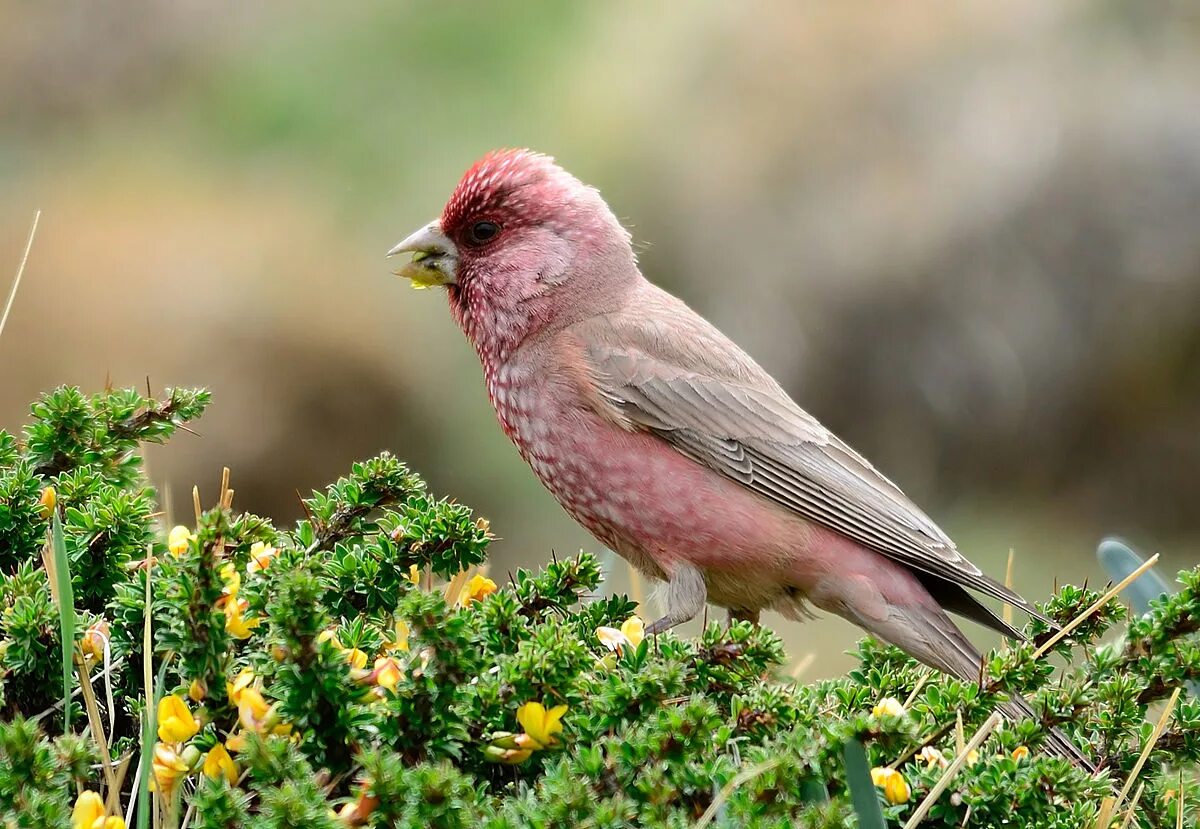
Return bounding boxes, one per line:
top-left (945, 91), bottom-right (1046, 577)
top-left (1093, 797), bottom-right (1115, 829)
top-left (1002, 549), bottom-right (1015, 645)
top-left (903, 711), bottom-right (1003, 829)
top-left (1177, 770), bottom-right (1185, 829)
top-left (1033, 553), bottom-right (1159, 660)
top-left (78, 657), bottom-right (120, 804)
top-left (0, 209), bottom-right (40, 342)
top-left (1118, 782), bottom-right (1145, 829)
top-left (46, 511), bottom-right (77, 729)
top-left (693, 758), bottom-right (780, 829)
top-left (1113, 687), bottom-right (1180, 814)
top-left (444, 567), bottom-right (473, 607)
top-left (904, 671), bottom-right (932, 709)
top-left (789, 652), bottom-right (816, 680)
top-left (192, 485), bottom-right (202, 524)
top-left (132, 543), bottom-right (156, 829)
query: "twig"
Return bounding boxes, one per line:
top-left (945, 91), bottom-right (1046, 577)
top-left (28, 656), bottom-right (128, 723)
top-left (0, 209), bottom-right (40, 342)
top-left (903, 712), bottom-right (1003, 829)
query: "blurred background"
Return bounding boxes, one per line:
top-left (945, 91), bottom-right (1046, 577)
top-left (2, 1), bottom-right (1197, 675)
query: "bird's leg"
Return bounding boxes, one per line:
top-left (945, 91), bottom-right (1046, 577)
top-left (727, 608), bottom-right (760, 627)
top-left (645, 563), bottom-right (706, 635)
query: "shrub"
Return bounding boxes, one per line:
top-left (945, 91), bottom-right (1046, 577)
top-left (0, 385), bottom-right (1196, 828)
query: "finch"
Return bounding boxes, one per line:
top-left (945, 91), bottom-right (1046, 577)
top-left (388, 149), bottom-right (1090, 765)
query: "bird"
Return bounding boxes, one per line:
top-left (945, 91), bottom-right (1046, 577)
top-left (387, 148), bottom-right (1090, 765)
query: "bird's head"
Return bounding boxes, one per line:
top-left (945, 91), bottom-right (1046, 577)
top-left (388, 149), bottom-right (637, 360)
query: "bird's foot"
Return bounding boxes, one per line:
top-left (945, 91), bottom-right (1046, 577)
top-left (645, 563), bottom-right (707, 636)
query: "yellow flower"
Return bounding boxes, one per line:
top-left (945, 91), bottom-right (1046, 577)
top-left (203, 742), bottom-right (238, 784)
top-left (870, 766), bottom-right (911, 805)
top-left (151, 743), bottom-right (194, 797)
top-left (872, 697), bottom-right (906, 719)
top-left (157, 694), bottom-right (199, 743)
top-left (1011, 745), bottom-right (1030, 762)
top-left (515, 701), bottom-right (568, 750)
top-left (596, 615), bottom-right (646, 654)
top-left (225, 732), bottom-right (248, 753)
top-left (246, 542), bottom-right (278, 575)
top-left (220, 562), bottom-right (241, 596)
top-left (167, 525), bottom-right (194, 558)
top-left (318, 628), bottom-right (343, 650)
top-left (80, 619), bottom-right (110, 660)
top-left (596, 626), bottom-right (626, 653)
top-left (408, 564), bottom-right (421, 586)
top-left (620, 615), bottom-right (644, 647)
top-left (237, 686), bottom-right (273, 733)
top-left (71, 790), bottom-right (104, 829)
top-left (224, 597), bottom-right (259, 639)
top-left (965, 749), bottom-right (980, 766)
top-left (460, 574), bottom-right (498, 605)
top-left (370, 656), bottom-right (403, 691)
top-left (70, 791), bottom-right (127, 829)
top-left (187, 677), bottom-right (207, 703)
top-left (384, 620), bottom-right (410, 653)
top-left (483, 744), bottom-right (533, 764)
top-left (916, 746), bottom-right (948, 768)
top-left (336, 784), bottom-right (380, 825)
top-left (227, 668), bottom-right (255, 705)
top-left (39, 486), bottom-right (57, 520)
top-left (343, 647), bottom-right (369, 671)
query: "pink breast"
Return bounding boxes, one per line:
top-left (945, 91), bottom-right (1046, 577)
top-left (487, 367), bottom-right (811, 577)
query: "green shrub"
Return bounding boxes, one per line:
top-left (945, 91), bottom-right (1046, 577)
top-left (0, 385), bottom-right (1196, 828)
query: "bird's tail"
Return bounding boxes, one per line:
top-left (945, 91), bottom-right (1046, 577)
top-left (876, 602), bottom-right (1096, 771)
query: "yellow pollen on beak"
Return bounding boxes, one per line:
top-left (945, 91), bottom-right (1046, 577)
top-left (393, 254), bottom-right (447, 289)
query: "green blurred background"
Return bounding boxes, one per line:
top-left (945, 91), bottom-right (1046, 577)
top-left (2, 1), bottom-right (1197, 675)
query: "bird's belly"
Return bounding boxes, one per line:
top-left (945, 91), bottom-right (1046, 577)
top-left (499, 391), bottom-right (818, 600)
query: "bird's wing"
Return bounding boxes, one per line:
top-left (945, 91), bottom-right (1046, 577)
top-left (572, 289), bottom-right (1044, 620)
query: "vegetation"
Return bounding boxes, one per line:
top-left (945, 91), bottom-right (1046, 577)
top-left (0, 386), bottom-right (1197, 827)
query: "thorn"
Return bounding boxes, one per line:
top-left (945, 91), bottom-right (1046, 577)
top-left (296, 490), bottom-right (315, 523)
top-left (145, 375), bottom-right (153, 399)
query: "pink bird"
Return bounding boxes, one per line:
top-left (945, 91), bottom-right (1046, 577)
top-left (388, 149), bottom-right (1088, 764)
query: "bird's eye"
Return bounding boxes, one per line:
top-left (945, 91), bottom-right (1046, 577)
top-left (467, 220), bottom-right (500, 245)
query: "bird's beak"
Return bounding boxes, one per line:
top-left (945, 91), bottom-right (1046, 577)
top-left (387, 220), bottom-right (458, 288)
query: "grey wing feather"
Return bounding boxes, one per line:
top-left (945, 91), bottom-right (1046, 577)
top-left (578, 303), bottom-right (1047, 624)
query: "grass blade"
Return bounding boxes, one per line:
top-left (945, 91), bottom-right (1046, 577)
top-left (842, 738), bottom-right (887, 829)
top-left (1097, 538), bottom-right (1173, 615)
top-left (50, 509), bottom-right (76, 730)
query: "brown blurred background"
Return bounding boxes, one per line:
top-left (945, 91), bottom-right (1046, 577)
top-left (2, 1), bottom-right (1197, 675)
